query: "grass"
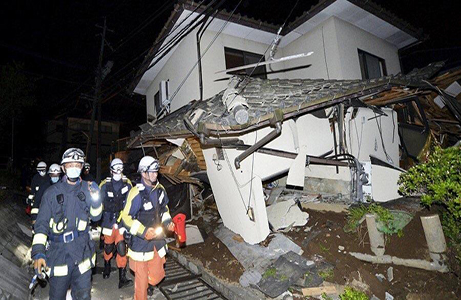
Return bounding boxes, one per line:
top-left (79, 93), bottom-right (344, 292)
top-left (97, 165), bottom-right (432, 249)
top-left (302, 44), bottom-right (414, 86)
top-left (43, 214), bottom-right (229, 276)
top-left (339, 287), bottom-right (368, 300)
top-left (322, 292), bottom-right (334, 300)
top-left (318, 268), bottom-right (334, 281)
top-left (262, 267), bottom-right (276, 279)
top-left (319, 243), bottom-right (330, 253)
top-left (344, 203), bottom-right (400, 235)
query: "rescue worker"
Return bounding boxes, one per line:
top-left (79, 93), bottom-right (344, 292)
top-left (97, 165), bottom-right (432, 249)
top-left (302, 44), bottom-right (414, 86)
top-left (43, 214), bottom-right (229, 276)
top-left (99, 158), bottom-right (133, 288)
top-left (31, 148), bottom-right (103, 300)
top-left (81, 162), bottom-right (95, 181)
top-left (30, 164), bottom-right (62, 224)
top-left (120, 156), bottom-right (175, 300)
top-left (29, 161), bottom-right (50, 224)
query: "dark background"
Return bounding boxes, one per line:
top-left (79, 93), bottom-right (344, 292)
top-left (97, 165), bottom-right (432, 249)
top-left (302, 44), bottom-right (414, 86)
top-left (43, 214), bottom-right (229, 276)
top-left (0, 0), bottom-right (459, 165)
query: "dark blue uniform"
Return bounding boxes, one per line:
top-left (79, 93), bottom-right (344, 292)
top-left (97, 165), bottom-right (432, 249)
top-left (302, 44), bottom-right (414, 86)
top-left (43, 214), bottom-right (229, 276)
top-left (121, 181), bottom-right (172, 261)
top-left (99, 176), bottom-right (132, 235)
top-left (29, 173), bottom-right (51, 221)
top-left (31, 177), bottom-right (103, 300)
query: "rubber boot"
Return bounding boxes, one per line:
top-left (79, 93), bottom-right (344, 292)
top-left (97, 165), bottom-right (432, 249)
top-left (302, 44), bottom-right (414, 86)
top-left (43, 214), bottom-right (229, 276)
top-left (103, 260), bottom-right (111, 279)
top-left (118, 267), bottom-right (133, 289)
top-left (147, 284), bottom-right (155, 296)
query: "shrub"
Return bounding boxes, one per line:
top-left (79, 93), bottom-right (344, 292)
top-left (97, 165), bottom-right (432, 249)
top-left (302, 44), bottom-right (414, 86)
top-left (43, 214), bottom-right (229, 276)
top-left (398, 145), bottom-right (461, 261)
top-left (339, 287), bottom-right (368, 300)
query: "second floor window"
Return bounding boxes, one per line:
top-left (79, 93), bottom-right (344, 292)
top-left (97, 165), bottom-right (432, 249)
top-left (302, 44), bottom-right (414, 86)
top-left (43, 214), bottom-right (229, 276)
top-left (224, 47), bottom-right (267, 79)
top-left (358, 49), bottom-right (387, 80)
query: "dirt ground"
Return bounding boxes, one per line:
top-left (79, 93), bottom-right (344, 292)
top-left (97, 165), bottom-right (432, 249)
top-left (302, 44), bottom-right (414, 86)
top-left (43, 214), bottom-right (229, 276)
top-left (172, 201), bottom-right (461, 299)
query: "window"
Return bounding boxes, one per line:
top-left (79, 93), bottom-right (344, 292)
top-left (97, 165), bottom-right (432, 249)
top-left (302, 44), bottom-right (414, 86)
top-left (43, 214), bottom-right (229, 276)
top-left (224, 47), bottom-right (267, 79)
top-left (154, 91), bottom-right (162, 116)
top-left (358, 49), bottom-right (387, 80)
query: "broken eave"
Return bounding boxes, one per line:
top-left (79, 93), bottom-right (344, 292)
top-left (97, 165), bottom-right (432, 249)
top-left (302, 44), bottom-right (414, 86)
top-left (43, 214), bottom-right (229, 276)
top-left (127, 62), bottom-right (445, 149)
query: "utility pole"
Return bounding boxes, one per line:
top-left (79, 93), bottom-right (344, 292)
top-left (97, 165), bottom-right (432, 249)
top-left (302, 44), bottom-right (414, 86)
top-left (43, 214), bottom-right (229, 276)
top-left (11, 115), bottom-right (14, 167)
top-left (86, 17), bottom-right (113, 183)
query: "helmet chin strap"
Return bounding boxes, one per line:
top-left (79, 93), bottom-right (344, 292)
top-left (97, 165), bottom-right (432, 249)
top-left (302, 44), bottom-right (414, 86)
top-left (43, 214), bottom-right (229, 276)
top-left (67, 176), bottom-right (79, 182)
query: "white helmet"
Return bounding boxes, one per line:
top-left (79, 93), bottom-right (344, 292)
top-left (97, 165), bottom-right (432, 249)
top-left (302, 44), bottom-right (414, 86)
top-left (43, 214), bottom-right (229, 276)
top-left (61, 148), bottom-right (85, 164)
top-left (138, 156), bottom-right (160, 173)
top-left (37, 161), bottom-right (47, 171)
top-left (110, 158), bottom-right (124, 173)
top-left (48, 163), bottom-right (62, 175)
top-left (84, 162), bottom-right (90, 170)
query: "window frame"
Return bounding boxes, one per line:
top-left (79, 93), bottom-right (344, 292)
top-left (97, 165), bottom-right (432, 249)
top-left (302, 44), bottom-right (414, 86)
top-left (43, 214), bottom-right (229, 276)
top-left (358, 49), bottom-right (387, 80)
top-left (224, 47), bottom-right (267, 79)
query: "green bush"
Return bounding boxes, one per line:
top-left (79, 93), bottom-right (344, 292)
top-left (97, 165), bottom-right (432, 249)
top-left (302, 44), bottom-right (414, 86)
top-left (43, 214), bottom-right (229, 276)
top-left (339, 287), bottom-right (368, 300)
top-left (398, 145), bottom-right (461, 261)
top-left (344, 203), bottom-right (404, 236)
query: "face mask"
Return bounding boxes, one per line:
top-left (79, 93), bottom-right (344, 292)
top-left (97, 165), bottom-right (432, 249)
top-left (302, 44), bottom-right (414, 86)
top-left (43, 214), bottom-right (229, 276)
top-left (112, 173), bottom-right (122, 181)
top-left (66, 167), bottom-right (81, 180)
top-left (51, 177), bottom-right (60, 183)
top-left (39, 171), bottom-right (46, 177)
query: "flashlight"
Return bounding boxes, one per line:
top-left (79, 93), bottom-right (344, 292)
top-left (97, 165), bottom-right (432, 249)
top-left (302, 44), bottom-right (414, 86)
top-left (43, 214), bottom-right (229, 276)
top-left (154, 226), bottom-right (163, 236)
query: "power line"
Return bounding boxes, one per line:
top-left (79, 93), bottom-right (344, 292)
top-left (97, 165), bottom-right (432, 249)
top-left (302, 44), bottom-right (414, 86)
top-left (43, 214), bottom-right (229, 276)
top-left (93, 1), bottom-right (219, 107)
top-left (166, 0), bottom-right (242, 107)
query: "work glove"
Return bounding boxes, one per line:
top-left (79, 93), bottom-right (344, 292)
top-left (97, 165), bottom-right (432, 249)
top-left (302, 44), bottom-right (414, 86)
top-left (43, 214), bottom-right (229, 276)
top-left (33, 258), bottom-right (48, 279)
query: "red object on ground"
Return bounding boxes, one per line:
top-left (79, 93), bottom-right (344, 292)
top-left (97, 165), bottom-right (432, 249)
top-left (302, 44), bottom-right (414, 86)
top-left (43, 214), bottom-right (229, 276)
top-left (25, 205), bottom-right (31, 215)
top-left (172, 213), bottom-right (186, 243)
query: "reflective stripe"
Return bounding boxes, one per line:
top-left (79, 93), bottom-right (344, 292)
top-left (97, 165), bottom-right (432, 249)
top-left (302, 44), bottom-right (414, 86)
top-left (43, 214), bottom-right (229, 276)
top-left (77, 219), bottom-right (88, 231)
top-left (90, 205), bottom-right (102, 217)
top-left (78, 253), bottom-right (96, 275)
top-left (161, 211), bottom-right (171, 223)
top-left (102, 227), bottom-right (113, 236)
top-left (54, 265), bottom-right (68, 277)
top-left (158, 246), bottom-right (167, 258)
top-left (121, 186), bottom-right (128, 194)
top-left (159, 192), bottom-right (164, 204)
top-left (31, 208), bottom-right (39, 215)
top-left (50, 218), bottom-right (66, 234)
top-left (128, 246), bottom-right (167, 261)
top-left (28, 195), bottom-right (34, 199)
top-left (130, 220), bottom-right (142, 235)
top-left (107, 192), bottom-right (114, 197)
top-left (32, 233), bottom-right (47, 245)
top-left (128, 249), bottom-right (154, 261)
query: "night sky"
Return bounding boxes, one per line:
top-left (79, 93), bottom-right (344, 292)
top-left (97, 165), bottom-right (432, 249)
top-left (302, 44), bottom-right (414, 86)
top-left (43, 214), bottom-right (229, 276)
top-left (0, 0), bottom-right (459, 163)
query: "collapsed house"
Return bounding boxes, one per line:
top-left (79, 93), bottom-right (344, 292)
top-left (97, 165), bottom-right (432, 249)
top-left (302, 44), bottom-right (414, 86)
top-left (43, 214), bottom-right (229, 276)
top-left (122, 0), bottom-right (460, 244)
top-left (125, 62), bottom-right (460, 244)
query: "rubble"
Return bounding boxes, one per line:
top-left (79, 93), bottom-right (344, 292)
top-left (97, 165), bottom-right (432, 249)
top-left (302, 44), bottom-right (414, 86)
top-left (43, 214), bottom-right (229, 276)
top-left (213, 225), bottom-right (303, 272)
top-left (266, 199), bottom-right (309, 231)
top-left (184, 225), bottom-right (205, 246)
top-left (257, 251), bottom-right (314, 297)
top-left (387, 267), bottom-right (394, 282)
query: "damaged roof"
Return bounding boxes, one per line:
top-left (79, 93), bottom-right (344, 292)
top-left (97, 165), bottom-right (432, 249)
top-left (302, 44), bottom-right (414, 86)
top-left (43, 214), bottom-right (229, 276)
top-left (128, 62), bottom-right (445, 148)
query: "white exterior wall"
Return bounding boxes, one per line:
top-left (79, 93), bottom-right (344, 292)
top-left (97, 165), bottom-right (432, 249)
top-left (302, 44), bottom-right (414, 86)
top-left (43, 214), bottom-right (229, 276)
top-left (145, 29), bottom-right (285, 114)
top-left (282, 17), bottom-right (343, 80)
top-left (332, 17), bottom-right (401, 79)
top-left (145, 32), bottom-right (200, 114)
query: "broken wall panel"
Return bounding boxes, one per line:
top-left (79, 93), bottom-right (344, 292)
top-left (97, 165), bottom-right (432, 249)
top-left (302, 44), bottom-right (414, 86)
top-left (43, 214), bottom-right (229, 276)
top-left (371, 164), bottom-right (403, 202)
top-left (345, 107), bottom-right (400, 166)
top-left (203, 126), bottom-right (296, 244)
